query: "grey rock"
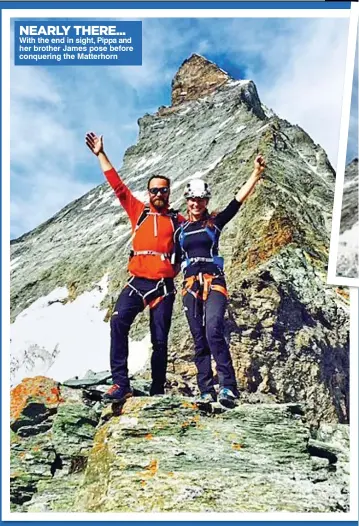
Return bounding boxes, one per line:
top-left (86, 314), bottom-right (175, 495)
top-left (62, 371), bottom-right (112, 388)
top-left (72, 397), bottom-right (349, 513)
top-left (10, 381), bottom-right (350, 512)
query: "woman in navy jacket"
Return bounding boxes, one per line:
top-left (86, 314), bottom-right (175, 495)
top-left (174, 155), bottom-right (266, 407)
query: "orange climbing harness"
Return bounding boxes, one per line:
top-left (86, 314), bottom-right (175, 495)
top-left (181, 273), bottom-right (228, 302)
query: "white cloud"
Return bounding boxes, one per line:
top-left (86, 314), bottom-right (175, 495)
top-left (10, 65), bottom-right (139, 237)
top-left (260, 19), bottom-right (349, 168)
top-left (11, 65), bottom-right (62, 104)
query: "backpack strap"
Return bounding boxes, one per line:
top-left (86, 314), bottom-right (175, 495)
top-left (167, 208), bottom-right (179, 232)
top-left (136, 206), bottom-right (178, 231)
top-left (135, 205), bottom-right (151, 231)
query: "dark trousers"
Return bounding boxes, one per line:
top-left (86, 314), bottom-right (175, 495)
top-left (110, 277), bottom-right (175, 388)
top-left (183, 290), bottom-right (237, 394)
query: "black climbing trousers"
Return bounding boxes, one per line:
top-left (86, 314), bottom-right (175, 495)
top-left (182, 289), bottom-right (237, 394)
top-left (110, 277), bottom-right (175, 389)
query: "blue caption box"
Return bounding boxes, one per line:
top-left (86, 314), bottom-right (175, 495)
top-left (14, 20), bottom-right (142, 66)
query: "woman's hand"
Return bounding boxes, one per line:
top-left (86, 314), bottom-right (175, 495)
top-left (235, 154), bottom-right (266, 204)
top-left (253, 154), bottom-right (266, 179)
top-left (85, 132), bottom-right (104, 156)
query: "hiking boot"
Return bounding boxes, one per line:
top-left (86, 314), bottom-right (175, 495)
top-left (150, 383), bottom-right (165, 396)
top-left (197, 392), bottom-right (217, 403)
top-left (218, 388), bottom-right (238, 409)
top-left (102, 384), bottom-right (133, 403)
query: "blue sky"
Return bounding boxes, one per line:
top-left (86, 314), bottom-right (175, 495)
top-left (10, 17), bottom-right (351, 238)
top-left (346, 42), bottom-right (358, 164)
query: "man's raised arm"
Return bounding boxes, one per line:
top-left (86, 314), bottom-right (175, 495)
top-left (85, 132), bottom-right (143, 227)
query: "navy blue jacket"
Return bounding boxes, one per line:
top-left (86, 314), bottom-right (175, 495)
top-left (174, 199), bottom-right (241, 278)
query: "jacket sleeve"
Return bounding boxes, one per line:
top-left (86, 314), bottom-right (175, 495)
top-left (214, 199), bottom-right (241, 229)
top-left (104, 168), bottom-right (144, 229)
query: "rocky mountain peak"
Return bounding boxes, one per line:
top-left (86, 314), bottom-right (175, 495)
top-left (171, 53), bottom-right (231, 106)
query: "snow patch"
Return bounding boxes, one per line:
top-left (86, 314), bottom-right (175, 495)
top-left (295, 149), bottom-right (331, 188)
top-left (337, 221), bottom-right (359, 278)
top-left (82, 199), bottom-right (98, 211)
top-left (257, 124), bottom-right (270, 134)
top-left (127, 172), bottom-right (149, 183)
top-left (227, 79), bottom-right (248, 87)
top-left (134, 154), bottom-right (163, 171)
top-left (11, 257), bottom-right (22, 271)
top-left (205, 155), bottom-right (224, 172)
top-left (178, 107), bottom-right (192, 116)
top-left (132, 190), bottom-right (147, 202)
top-left (10, 275), bottom-right (151, 387)
top-left (176, 129), bottom-right (185, 136)
top-left (218, 116), bottom-right (235, 130)
top-left (261, 104), bottom-right (275, 119)
top-left (172, 156), bottom-right (224, 191)
top-left (344, 178), bottom-right (359, 191)
top-left (107, 229), bottom-right (131, 245)
top-left (85, 216), bottom-right (114, 234)
top-left (98, 189), bottom-right (115, 205)
top-left (339, 221), bottom-right (359, 250)
top-left (236, 125), bottom-right (247, 134)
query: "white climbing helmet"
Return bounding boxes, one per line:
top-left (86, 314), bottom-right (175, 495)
top-left (184, 179), bottom-right (211, 199)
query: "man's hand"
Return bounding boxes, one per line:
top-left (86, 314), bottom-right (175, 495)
top-left (85, 132), bottom-right (104, 156)
top-left (253, 154), bottom-right (266, 179)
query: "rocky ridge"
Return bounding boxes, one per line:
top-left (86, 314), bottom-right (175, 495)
top-left (10, 375), bottom-right (350, 513)
top-left (10, 54), bottom-right (349, 426)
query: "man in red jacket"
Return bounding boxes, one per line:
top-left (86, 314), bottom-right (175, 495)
top-left (86, 132), bottom-right (184, 402)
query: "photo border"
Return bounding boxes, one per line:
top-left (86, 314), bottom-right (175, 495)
top-left (2, 1), bottom-right (357, 523)
top-left (327, 6), bottom-right (359, 288)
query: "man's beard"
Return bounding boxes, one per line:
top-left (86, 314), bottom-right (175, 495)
top-left (152, 197), bottom-right (167, 210)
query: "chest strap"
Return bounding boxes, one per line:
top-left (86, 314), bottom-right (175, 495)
top-left (130, 250), bottom-right (171, 261)
top-left (181, 255), bottom-right (224, 272)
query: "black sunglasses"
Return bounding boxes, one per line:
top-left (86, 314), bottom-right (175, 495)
top-left (149, 187), bottom-right (169, 195)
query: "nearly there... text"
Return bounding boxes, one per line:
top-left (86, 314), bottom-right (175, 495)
top-left (19, 25), bottom-right (121, 36)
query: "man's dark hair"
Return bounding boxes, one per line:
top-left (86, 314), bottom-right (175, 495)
top-left (147, 174), bottom-right (171, 189)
